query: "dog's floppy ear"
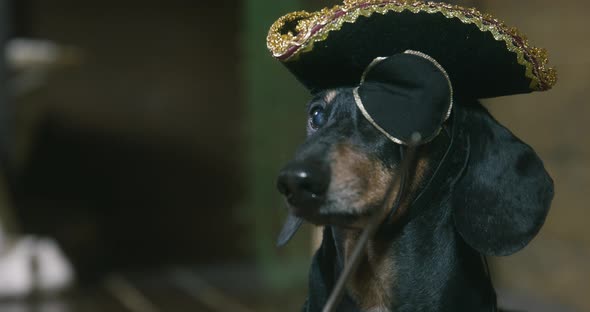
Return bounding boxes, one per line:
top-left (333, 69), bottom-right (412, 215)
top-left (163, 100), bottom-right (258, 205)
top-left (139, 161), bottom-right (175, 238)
top-left (452, 103), bottom-right (554, 256)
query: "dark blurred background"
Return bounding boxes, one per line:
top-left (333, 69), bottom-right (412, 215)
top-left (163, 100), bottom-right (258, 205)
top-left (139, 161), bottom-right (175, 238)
top-left (0, 0), bottom-right (587, 311)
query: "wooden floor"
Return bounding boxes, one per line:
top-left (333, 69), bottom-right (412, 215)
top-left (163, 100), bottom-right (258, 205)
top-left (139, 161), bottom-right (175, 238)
top-left (0, 268), bottom-right (307, 312)
top-left (0, 268), bottom-right (578, 312)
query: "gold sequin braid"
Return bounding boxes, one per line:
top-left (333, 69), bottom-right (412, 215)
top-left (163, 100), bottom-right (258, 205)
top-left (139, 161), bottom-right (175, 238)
top-left (267, 0), bottom-right (557, 91)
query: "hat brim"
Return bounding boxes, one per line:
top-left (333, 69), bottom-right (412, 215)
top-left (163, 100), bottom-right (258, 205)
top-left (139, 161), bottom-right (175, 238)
top-left (267, 0), bottom-right (556, 98)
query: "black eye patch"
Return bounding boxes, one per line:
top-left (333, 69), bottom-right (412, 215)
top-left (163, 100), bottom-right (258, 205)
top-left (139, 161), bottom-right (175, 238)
top-left (353, 51), bottom-right (453, 145)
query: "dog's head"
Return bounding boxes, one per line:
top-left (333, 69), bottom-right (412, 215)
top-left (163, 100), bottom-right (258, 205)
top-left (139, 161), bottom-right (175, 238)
top-left (276, 53), bottom-right (553, 257)
top-left (278, 88), bottom-right (412, 227)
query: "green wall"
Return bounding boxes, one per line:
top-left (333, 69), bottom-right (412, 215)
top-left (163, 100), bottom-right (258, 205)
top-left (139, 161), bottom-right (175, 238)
top-left (242, 0), bottom-right (312, 288)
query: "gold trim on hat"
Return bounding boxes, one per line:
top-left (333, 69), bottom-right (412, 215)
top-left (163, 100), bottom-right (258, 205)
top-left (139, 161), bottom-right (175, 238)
top-left (267, 0), bottom-right (556, 91)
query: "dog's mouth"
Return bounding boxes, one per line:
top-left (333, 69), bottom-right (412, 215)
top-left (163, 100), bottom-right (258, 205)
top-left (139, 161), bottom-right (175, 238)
top-left (276, 171), bottom-right (398, 248)
top-left (275, 136), bottom-right (405, 247)
top-left (277, 144), bottom-right (396, 227)
top-left (294, 205), bottom-right (374, 228)
top-left (277, 173), bottom-right (389, 228)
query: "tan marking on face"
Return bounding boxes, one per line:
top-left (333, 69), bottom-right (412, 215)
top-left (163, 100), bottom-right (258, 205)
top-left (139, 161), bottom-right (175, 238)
top-left (387, 148), bottom-right (432, 223)
top-left (336, 229), bottom-right (396, 310)
top-left (324, 90), bottom-right (338, 104)
top-left (327, 143), bottom-right (393, 219)
top-left (329, 145), bottom-right (437, 310)
top-left (410, 153), bottom-right (431, 192)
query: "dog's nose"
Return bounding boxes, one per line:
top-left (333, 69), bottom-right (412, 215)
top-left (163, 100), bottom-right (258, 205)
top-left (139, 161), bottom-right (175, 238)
top-left (277, 162), bottom-right (329, 211)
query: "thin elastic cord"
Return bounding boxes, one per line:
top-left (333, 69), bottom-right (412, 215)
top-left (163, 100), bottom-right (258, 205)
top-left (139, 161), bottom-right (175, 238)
top-left (409, 119), bottom-right (454, 210)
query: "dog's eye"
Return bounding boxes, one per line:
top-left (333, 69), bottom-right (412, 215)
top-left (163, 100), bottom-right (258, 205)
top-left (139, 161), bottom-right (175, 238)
top-left (309, 106), bottom-right (326, 129)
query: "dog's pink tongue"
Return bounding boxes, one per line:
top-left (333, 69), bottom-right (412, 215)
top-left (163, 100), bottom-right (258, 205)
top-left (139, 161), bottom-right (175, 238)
top-left (276, 214), bottom-right (304, 247)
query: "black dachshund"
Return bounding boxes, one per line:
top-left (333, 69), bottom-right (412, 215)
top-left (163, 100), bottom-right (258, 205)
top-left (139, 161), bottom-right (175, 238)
top-left (276, 88), bottom-right (553, 312)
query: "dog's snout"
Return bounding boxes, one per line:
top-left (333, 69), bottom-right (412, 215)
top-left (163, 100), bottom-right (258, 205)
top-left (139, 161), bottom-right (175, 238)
top-left (277, 162), bottom-right (330, 212)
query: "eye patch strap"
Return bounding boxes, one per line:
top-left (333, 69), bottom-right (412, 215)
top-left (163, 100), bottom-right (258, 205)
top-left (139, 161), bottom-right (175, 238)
top-left (321, 134), bottom-right (420, 312)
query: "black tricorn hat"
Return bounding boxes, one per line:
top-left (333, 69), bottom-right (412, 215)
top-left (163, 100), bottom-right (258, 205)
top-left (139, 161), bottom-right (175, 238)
top-left (267, 0), bottom-right (556, 99)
